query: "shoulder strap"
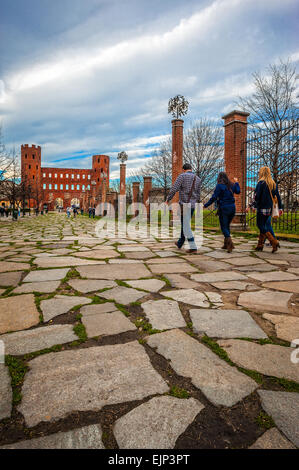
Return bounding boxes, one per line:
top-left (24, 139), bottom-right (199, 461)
top-left (187, 175), bottom-right (196, 203)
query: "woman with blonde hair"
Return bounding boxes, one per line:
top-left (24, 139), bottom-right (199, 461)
top-left (250, 166), bottom-right (283, 252)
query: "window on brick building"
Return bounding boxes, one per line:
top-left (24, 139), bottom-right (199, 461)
top-left (83, 174), bottom-right (85, 179)
top-left (32, 175), bottom-right (35, 180)
top-left (29, 165), bottom-right (31, 169)
top-left (55, 184), bottom-right (57, 189)
top-left (55, 173), bottom-right (57, 178)
top-left (43, 184), bottom-right (46, 189)
top-left (36, 165), bottom-right (38, 169)
top-left (25, 154), bottom-right (27, 159)
top-left (60, 174), bottom-right (63, 178)
top-left (49, 184), bottom-right (52, 189)
top-left (71, 184), bottom-right (74, 190)
top-left (77, 184), bottom-right (80, 190)
top-left (60, 184), bottom-right (63, 190)
top-left (72, 174), bottom-right (74, 179)
top-left (49, 173), bottom-right (52, 178)
top-left (66, 174), bottom-right (69, 178)
top-left (88, 175), bottom-right (91, 180)
top-left (77, 174), bottom-right (80, 179)
top-left (43, 173), bottom-right (46, 178)
top-left (87, 185), bottom-right (90, 190)
top-left (32, 155), bottom-right (35, 159)
top-left (97, 178), bottom-right (99, 182)
top-left (82, 185), bottom-right (85, 190)
top-left (66, 184), bottom-right (69, 190)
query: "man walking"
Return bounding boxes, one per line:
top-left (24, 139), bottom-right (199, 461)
top-left (166, 163), bottom-right (201, 253)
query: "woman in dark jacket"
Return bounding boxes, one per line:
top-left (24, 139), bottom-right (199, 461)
top-left (249, 166), bottom-right (283, 253)
top-left (204, 172), bottom-right (240, 252)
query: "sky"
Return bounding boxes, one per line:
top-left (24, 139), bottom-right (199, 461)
top-left (0, 0), bottom-right (298, 180)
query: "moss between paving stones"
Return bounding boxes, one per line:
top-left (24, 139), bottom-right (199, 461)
top-left (255, 411), bottom-right (275, 429)
top-left (5, 355), bottom-right (28, 406)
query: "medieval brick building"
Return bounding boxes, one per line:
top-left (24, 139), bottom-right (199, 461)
top-left (21, 144), bottom-right (110, 210)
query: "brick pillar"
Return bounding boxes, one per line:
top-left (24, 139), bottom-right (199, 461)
top-left (172, 119), bottom-right (184, 203)
top-left (119, 164), bottom-right (126, 196)
top-left (222, 110), bottom-right (250, 227)
top-left (132, 182), bottom-right (140, 216)
top-left (143, 176), bottom-right (152, 219)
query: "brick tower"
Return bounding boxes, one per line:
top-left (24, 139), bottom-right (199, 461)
top-left (21, 145), bottom-right (42, 207)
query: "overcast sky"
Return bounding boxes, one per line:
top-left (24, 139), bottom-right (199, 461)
top-left (0, 0), bottom-right (298, 179)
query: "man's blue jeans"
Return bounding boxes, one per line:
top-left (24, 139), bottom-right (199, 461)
top-left (218, 204), bottom-right (235, 238)
top-left (177, 205), bottom-right (196, 249)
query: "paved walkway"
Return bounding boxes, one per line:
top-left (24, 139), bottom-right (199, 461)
top-left (0, 213), bottom-right (298, 449)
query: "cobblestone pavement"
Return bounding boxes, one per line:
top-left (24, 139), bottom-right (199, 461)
top-left (0, 213), bottom-right (298, 449)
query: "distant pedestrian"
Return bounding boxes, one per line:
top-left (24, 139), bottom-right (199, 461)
top-left (166, 163), bottom-right (201, 253)
top-left (88, 206), bottom-right (92, 218)
top-left (0, 206), bottom-right (4, 217)
top-left (5, 208), bottom-right (9, 217)
top-left (92, 206), bottom-right (96, 218)
top-left (73, 207), bottom-right (77, 218)
top-left (66, 207), bottom-right (71, 218)
top-left (248, 166), bottom-right (283, 253)
top-left (204, 172), bottom-right (240, 253)
top-left (81, 208), bottom-right (84, 216)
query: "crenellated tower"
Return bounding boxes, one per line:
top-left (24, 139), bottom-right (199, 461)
top-left (21, 144), bottom-right (42, 188)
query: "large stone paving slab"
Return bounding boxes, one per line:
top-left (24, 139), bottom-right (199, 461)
top-left (190, 272), bottom-right (248, 283)
top-left (184, 258), bottom-right (231, 272)
top-left (68, 279), bottom-right (116, 293)
top-left (41, 295), bottom-right (92, 322)
top-left (72, 249), bottom-right (119, 259)
top-left (161, 289), bottom-right (209, 307)
top-left (23, 268), bottom-right (70, 282)
top-left (142, 300), bottom-right (186, 330)
top-left (18, 341), bottom-right (169, 427)
top-left (125, 279), bottom-right (165, 292)
top-left (77, 263), bottom-right (151, 280)
top-left (99, 286), bottom-right (147, 304)
top-left (0, 261), bottom-right (30, 272)
top-left (258, 391), bottom-right (299, 447)
top-left (13, 281), bottom-right (60, 294)
top-left (261, 280), bottom-right (299, 294)
top-left (247, 271), bottom-right (297, 282)
top-left (224, 257), bottom-right (265, 266)
top-left (218, 339), bottom-right (299, 382)
top-left (147, 329), bottom-right (257, 406)
top-left (211, 281), bottom-right (257, 291)
top-left (0, 364), bottom-right (12, 420)
top-left (250, 428), bottom-right (296, 449)
top-left (190, 309), bottom-right (267, 339)
top-left (165, 274), bottom-right (199, 289)
top-left (149, 263), bottom-right (198, 274)
top-left (0, 294), bottom-right (40, 334)
top-left (238, 290), bottom-right (292, 314)
top-left (262, 313), bottom-right (299, 343)
top-left (1, 424), bottom-right (105, 449)
top-left (114, 396), bottom-right (204, 449)
top-left (0, 325), bottom-right (77, 355)
top-left (35, 257), bottom-right (104, 268)
top-left (0, 271), bottom-right (23, 286)
top-left (146, 257), bottom-right (185, 264)
top-left (82, 309), bottom-right (136, 337)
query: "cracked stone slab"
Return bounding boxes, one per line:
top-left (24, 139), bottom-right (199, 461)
top-left (211, 281), bottom-right (257, 291)
top-left (1, 424), bottom-right (105, 449)
top-left (142, 299), bottom-right (186, 330)
top-left (149, 263), bottom-right (198, 274)
top-left (68, 279), bottom-right (116, 293)
top-left (0, 364), bottom-right (12, 420)
top-left (262, 313), bottom-right (299, 343)
top-left (0, 294), bottom-right (40, 334)
top-left (0, 325), bottom-right (77, 355)
top-left (161, 289), bottom-right (209, 307)
top-left (247, 271), bottom-right (297, 282)
top-left (238, 290), bottom-right (292, 314)
top-left (250, 428), bottom-right (296, 449)
top-left (41, 295), bottom-right (92, 322)
top-left (114, 396), bottom-right (204, 449)
top-left (13, 281), bottom-right (60, 294)
top-left (165, 274), bottom-right (199, 289)
top-left (147, 329), bottom-right (257, 406)
top-left (190, 272), bottom-right (248, 283)
top-left (0, 271), bottom-right (23, 287)
top-left (218, 339), bottom-right (299, 382)
top-left (82, 309), bottom-right (136, 337)
top-left (18, 341), bottom-right (169, 427)
top-left (258, 391), bottom-right (299, 447)
top-left (23, 268), bottom-right (70, 283)
top-left (35, 256), bottom-right (104, 268)
top-left (125, 279), bottom-right (165, 292)
top-left (261, 280), bottom-right (299, 294)
top-left (0, 261), bottom-right (31, 272)
top-left (190, 309), bottom-right (267, 339)
top-left (99, 286), bottom-right (147, 304)
top-left (76, 263), bottom-right (151, 280)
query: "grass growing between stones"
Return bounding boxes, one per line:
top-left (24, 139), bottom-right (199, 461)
top-left (255, 411), bottom-right (275, 429)
top-left (169, 386), bottom-right (190, 399)
top-left (270, 377), bottom-right (299, 393)
top-left (135, 318), bottom-right (161, 335)
top-left (5, 355), bottom-right (28, 406)
top-left (201, 336), bottom-right (234, 366)
top-left (23, 345), bottom-right (63, 361)
top-left (73, 322), bottom-right (87, 343)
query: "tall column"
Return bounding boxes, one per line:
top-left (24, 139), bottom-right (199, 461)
top-left (132, 182), bottom-right (140, 217)
top-left (171, 119), bottom-right (184, 203)
top-left (119, 164), bottom-right (126, 196)
top-left (143, 176), bottom-right (152, 219)
top-left (222, 110), bottom-right (250, 227)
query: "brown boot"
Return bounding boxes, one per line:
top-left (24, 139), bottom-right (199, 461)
top-left (265, 232), bottom-right (280, 253)
top-left (222, 237), bottom-right (228, 249)
top-left (255, 233), bottom-right (266, 251)
top-left (226, 237), bottom-right (234, 253)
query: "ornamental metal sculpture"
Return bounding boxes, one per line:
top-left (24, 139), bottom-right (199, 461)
top-left (168, 95), bottom-right (189, 119)
top-left (117, 151), bottom-right (128, 164)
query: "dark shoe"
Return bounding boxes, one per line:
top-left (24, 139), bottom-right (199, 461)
top-left (222, 237), bottom-right (228, 249)
top-left (175, 241), bottom-right (183, 249)
top-left (226, 237), bottom-right (234, 253)
top-left (255, 233), bottom-right (266, 251)
top-left (265, 232), bottom-right (280, 253)
top-left (186, 249), bottom-right (197, 253)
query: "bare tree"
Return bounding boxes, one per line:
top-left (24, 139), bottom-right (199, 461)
top-left (141, 140), bottom-right (172, 198)
top-left (238, 59), bottom-right (299, 195)
top-left (1, 151), bottom-right (21, 214)
top-left (0, 126), bottom-right (15, 187)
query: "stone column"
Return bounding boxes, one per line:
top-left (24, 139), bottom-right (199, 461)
top-left (143, 176), bottom-right (152, 219)
top-left (222, 110), bottom-right (250, 227)
top-left (132, 182), bottom-right (140, 217)
top-left (171, 118), bottom-right (184, 203)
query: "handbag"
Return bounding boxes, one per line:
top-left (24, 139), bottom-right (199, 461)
top-left (268, 185), bottom-right (280, 220)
